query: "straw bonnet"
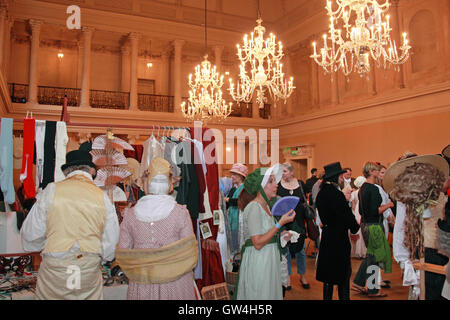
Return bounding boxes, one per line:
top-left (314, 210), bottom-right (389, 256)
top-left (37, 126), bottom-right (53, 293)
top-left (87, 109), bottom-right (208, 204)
top-left (125, 158), bottom-right (140, 182)
top-left (145, 158), bottom-right (171, 184)
top-left (229, 163), bottom-right (249, 178)
top-left (383, 154), bottom-right (449, 194)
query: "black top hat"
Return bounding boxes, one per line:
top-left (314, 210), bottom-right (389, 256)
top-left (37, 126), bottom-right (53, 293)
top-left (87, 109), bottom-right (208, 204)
top-left (323, 162), bottom-right (347, 180)
top-left (79, 141), bottom-right (93, 153)
top-left (61, 150), bottom-right (96, 172)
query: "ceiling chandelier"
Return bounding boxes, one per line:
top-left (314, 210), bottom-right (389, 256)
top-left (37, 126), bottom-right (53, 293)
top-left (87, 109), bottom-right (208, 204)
top-left (181, 0), bottom-right (232, 122)
top-left (228, 0), bottom-right (295, 109)
top-left (310, 0), bottom-right (411, 78)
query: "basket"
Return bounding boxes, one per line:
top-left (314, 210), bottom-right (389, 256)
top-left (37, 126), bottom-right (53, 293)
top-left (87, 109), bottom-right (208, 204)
top-left (200, 282), bottom-right (230, 300)
top-left (225, 252), bottom-right (241, 296)
top-left (225, 271), bottom-right (238, 296)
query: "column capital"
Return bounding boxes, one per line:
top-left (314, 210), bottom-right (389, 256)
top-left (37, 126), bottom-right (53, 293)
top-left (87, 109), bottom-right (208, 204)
top-left (121, 45), bottom-right (131, 55)
top-left (29, 19), bottom-right (43, 32)
top-left (0, 7), bottom-right (7, 18)
top-left (129, 32), bottom-right (141, 42)
top-left (82, 26), bottom-right (95, 36)
top-left (213, 45), bottom-right (224, 52)
top-left (161, 48), bottom-right (171, 60)
top-left (172, 39), bottom-right (185, 50)
top-left (7, 16), bottom-right (14, 28)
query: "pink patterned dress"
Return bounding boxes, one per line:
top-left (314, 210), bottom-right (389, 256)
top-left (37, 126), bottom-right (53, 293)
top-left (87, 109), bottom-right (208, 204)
top-left (117, 203), bottom-right (196, 300)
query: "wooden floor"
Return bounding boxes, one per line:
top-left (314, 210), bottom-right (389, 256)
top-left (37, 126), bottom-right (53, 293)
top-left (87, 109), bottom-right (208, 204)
top-left (284, 242), bottom-right (410, 300)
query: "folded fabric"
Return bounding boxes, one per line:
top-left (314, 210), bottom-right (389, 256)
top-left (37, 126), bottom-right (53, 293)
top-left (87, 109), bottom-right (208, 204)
top-left (280, 231), bottom-right (300, 248)
top-left (403, 260), bottom-right (420, 286)
top-left (20, 118), bottom-right (36, 198)
top-left (367, 224), bottom-right (392, 273)
top-left (115, 234), bottom-right (198, 284)
top-left (0, 118), bottom-right (15, 204)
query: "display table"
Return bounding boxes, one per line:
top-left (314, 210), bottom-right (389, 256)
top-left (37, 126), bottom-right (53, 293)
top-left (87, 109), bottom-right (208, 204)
top-left (9, 284), bottom-right (128, 300)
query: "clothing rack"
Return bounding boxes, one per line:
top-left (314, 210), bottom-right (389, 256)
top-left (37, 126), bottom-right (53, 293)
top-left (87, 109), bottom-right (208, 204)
top-left (11, 117), bottom-right (191, 138)
top-left (13, 117), bottom-right (190, 132)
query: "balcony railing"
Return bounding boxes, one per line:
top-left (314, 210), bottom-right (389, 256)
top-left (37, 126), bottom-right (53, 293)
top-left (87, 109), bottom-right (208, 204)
top-left (230, 102), bottom-right (253, 118)
top-left (8, 84), bottom-right (270, 118)
top-left (38, 85), bottom-right (80, 106)
top-left (138, 93), bottom-right (174, 112)
top-left (90, 90), bottom-right (129, 110)
top-left (8, 83), bottom-right (28, 103)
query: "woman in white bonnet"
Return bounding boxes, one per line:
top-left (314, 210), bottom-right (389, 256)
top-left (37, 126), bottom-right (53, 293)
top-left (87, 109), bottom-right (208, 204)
top-left (350, 176), bottom-right (367, 259)
top-left (116, 158), bottom-right (198, 300)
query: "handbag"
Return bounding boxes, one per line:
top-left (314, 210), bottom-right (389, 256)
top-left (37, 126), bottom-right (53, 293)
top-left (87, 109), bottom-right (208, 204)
top-left (288, 233), bottom-right (306, 256)
top-left (298, 181), bottom-right (316, 220)
top-left (306, 218), bottom-right (320, 241)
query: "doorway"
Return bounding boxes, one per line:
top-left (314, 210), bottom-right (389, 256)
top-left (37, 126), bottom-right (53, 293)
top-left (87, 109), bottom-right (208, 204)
top-left (289, 158), bottom-right (308, 182)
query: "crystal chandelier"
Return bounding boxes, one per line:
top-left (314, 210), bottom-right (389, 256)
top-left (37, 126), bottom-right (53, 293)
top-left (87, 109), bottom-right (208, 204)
top-left (310, 0), bottom-right (411, 78)
top-left (228, 0), bottom-right (295, 109)
top-left (181, 0), bottom-right (232, 122)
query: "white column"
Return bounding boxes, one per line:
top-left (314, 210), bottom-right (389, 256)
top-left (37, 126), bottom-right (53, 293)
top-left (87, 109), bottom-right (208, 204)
top-left (76, 41), bottom-right (83, 89)
top-left (129, 32), bottom-right (140, 110)
top-left (2, 17), bottom-right (13, 77)
top-left (285, 51), bottom-right (294, 115)
top-left (0, 8), bottom-right (6, 68)
top-left (121, 45), bottom-right (131, 92)
top-left (80, 27), bottom-right (94, 108)
top-left (173, 39), bottom-right (185, 114)
top-left (309, 36), bottom-right (320, 108)
top-left (176, 0), bottom-right (183, 20)
top-left (391, 0), bottom-right (406, 88)
top-left (368, 59), bottom-right (377, 96)
top-left (28, 19), bottom-right (43, 105)
top-left (216, 0), bottom-right (223, 27)
top-left (161, 50), bottom-right (170, 95)
top-left (214, 45), bottom-right (223, 73)
top-left (443, 0), bottom-right (450, 71)
top-left (331, 72), bottom-right (339, 105)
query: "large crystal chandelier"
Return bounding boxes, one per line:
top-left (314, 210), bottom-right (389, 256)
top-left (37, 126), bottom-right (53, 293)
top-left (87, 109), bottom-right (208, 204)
top-left (181, 0), bottom-right (232, 122)
top-left (310, 0), bottom-right (411, 78)
top-left (229, 0), bottom-right (295, 109)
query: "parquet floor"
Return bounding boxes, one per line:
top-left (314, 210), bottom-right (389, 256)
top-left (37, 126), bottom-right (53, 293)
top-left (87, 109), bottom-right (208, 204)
top-left (284, 241), bottom-right (410, 300)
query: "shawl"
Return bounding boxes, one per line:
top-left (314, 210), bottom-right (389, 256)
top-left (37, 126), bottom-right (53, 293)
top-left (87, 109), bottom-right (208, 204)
top-left (115, 234), bottom-right (198, 284)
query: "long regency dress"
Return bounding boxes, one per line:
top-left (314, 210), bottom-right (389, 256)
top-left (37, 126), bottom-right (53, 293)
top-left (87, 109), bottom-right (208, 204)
top-left (236, 201), bottom-right (282, 300)
top-left (117, 201), bottom-right (196, 300)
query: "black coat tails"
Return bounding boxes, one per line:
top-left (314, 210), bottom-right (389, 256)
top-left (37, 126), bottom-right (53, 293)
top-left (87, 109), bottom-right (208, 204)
top-left (315, 182), bottom-right (360, 284)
